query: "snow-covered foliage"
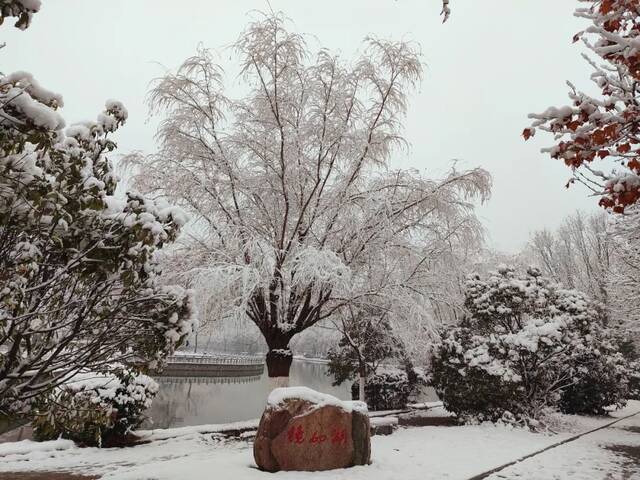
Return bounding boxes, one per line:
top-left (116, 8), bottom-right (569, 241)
top-left (337, 225), bottom-right (484, 375)
top-left (630, 362), bottom-right (640, 399)
top-left (526, 208), bottom-right (639, 348)
top-left (431, 266), bottom-right (630, 425)
top-left (0, 0), bottom-right (41, 30)
top-left (32, 366), bottom-right (158, 447)
top-left (525, 0), bottom-right (640, 212)
top-left (0, 65), bottom-right (196, 410)
top-left (328, 312), bottom-right (401, 384)
top-left (350, 368), bottom-right (413, 411)
top-left (130, 12), bottom-right (491, 376)
top-left (607, 205), bottom-right (640, 333)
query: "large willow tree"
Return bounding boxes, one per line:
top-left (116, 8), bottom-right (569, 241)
top-left (132, 12), bottom-right (491, 382)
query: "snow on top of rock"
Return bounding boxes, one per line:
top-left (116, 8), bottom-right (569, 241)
top-left (344, 400), bottom-right (369, 413)
top-left (267, 387), bottom-right (367, 413)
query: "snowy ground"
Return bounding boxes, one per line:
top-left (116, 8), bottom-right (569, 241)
top-left (0, 402), bottom-right (638, 480)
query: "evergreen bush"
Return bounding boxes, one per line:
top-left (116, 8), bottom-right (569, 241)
top-left (32, 366), bottom-right (158, 447)
top-left (351, 369), bottom-right (411, 411)
top-left (430, 267), bottom-right (630, 425)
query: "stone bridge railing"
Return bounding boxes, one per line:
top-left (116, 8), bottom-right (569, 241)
top-left (155, 352), bottom-right (265, 378)
top-left (168, 352), bottom-right (264, 365)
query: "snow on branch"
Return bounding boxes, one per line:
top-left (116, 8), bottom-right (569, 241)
top-left (1, 67), bottom-right (196, 410)
top-left (526, 0), bottom-right (640, 212)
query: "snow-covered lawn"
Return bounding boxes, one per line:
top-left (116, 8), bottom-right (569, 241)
top-left (1, 402), bottom-right (638, 480)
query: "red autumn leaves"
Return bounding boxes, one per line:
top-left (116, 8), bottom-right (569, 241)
top-left (525, 0), bottom-right (640, 213)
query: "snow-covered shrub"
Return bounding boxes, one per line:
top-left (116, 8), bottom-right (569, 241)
top-left (431, 328), bottom-right (522, 422)
top-left (431, 266), bottom-right (629, 424)
top-left (629, 362), bottom-right (640, 401)
top-left (559, 342), bottom-right (630, 415)
top-left (614, 335), bottom-right (640, 401)
top-left (351, 369), bottom-right (412, 411)
top-left (0, 70), bottom-right (196, 410)
top-left (328, 309), bottom-right (426, 407)
top-left (32, 367), bottom-right (158, 447)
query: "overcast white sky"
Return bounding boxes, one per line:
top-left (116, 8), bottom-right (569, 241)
top-left (3, 0), bottom-right (600, 252)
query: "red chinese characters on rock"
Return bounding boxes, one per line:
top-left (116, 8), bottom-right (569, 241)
top-left (330, 427), bottom-right (347, 445)
top-left (254, 398), bottom-right (371, 471)
top-left (287, 425), bottom-right (305, 444)
top-left (309, 431), bottom-right (327, 444)
top-left (286, 425), bottom-right (348, 446)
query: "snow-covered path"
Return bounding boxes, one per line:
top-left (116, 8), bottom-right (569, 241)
top-left (0, 402), bottom-right (638, 480)
top-left (484, 411), bottom-right (640, 480)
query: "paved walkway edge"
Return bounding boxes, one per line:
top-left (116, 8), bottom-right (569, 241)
top-left (466, 410), bottom-right (640, 480)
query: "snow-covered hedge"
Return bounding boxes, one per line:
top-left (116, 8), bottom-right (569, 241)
top-left (351, 369), bottom-right (412, 411)
top-left (431, 267), bottom-right (630, 425)
top-left (32, 367), bottom-right (158, 447)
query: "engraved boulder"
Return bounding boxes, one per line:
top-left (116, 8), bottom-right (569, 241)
top-left (253, 387), bottom-right (371, 472)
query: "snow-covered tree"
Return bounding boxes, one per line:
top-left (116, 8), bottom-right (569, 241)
top-left (431, 266), bottom-right (629, 424)
top-left (525, 0), bottom-right (640, 212)
top-left (327, 306), bottom-right (404, 401)
top-left (525, 207), bottom-right (639, 338)
top-left (329, 224), bottom-right (484, 400)
top-left (0, 70), bottom-right (196, 412)
top-left (130, 12), bottom-right (491, 382)
top-left (608, 205), bottom-right (640, 333)
top-left (527, 211), bottom-right (611, 306)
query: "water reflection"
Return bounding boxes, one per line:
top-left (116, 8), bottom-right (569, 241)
top-left (146, 360), bottom-right (350, 429)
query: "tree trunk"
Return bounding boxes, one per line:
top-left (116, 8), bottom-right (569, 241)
top-left (358, 363), bottom-right (366, 402)
top-left (265, 333), bottom-right (293, 384)
top-left (265, 348), bottom-right (293, 378)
